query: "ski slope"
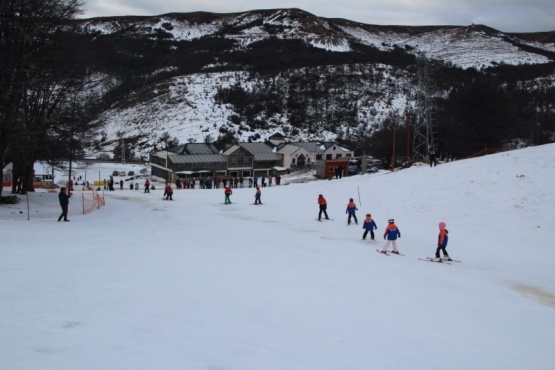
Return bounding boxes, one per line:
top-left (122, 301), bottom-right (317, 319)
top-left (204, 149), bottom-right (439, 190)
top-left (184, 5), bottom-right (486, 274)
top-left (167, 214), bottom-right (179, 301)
top-left (1, 144), bottom-right (554, 370)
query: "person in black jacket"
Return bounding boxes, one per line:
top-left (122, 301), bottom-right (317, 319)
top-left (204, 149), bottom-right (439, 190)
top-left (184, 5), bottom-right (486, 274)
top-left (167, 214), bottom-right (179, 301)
top-left (58, 187), bottom-right (71, 222)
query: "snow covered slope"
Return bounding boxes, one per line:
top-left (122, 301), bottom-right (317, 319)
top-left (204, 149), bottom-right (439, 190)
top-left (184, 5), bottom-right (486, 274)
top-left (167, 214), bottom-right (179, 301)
top-left (1, 144), bottom-right (554, 369)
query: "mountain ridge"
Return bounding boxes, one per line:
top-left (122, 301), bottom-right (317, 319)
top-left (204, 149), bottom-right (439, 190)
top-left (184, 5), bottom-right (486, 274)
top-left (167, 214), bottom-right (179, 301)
top-left (75, 8), bottom-right (555, 160)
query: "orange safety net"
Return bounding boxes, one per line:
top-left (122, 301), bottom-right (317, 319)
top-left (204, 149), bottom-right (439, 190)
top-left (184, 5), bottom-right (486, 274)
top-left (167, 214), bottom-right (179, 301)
top-left (82, 188), bottom-right (106, 215)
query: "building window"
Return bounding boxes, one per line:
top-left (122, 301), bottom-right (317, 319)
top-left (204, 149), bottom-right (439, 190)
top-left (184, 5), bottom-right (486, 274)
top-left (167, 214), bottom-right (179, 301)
top-left (316, 154), bottom-right (322, 160)
top-left (326, 154), bottom-right (332, 160)
top-left (335, 154), bottom-right (342, 159)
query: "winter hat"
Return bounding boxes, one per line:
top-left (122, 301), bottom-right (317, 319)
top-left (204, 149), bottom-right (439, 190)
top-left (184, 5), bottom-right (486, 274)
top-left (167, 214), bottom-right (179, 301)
top-left (349, 198), bottom-right (353, 202)
top-left (439, 221), bottom-right (446, 229)
top-left (388, 219), bottom-right (394, 223)
top-left (366, 213), bottom-right (371, 217)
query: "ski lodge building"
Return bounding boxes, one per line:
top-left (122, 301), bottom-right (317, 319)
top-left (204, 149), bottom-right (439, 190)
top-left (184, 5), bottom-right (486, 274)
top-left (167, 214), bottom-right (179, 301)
top-left (149, 136), bottom-right (354, 182)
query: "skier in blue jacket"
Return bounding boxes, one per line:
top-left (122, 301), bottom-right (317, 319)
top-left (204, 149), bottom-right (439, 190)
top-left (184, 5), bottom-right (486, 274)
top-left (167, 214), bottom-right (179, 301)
top-left (381, 219), bottom-right (401, 254)
top-left (254, 186), bottom-right (262, 205)
top-left (362, 214), bottom-right (377, 240)
top-left (345, 198), bottom-right (358, 225)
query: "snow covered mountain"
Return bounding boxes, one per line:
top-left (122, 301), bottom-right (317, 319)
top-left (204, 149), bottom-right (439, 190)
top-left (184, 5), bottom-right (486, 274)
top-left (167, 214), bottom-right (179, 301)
top-left (77, 9), bottom-right (555, 159)
top-left (81, 9), bottom-right (554, 69)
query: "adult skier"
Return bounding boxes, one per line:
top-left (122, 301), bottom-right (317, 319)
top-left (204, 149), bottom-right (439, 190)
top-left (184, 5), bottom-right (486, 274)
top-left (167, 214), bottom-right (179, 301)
top-left (57, 187), bottom-right (71, 222)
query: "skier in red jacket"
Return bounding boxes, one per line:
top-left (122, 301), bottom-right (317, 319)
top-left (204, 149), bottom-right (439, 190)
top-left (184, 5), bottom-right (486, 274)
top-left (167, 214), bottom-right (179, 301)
top-left (224, 186), bottom-right (233, 204)
top-left (317, 194), bottom-right (329, 221)
top-left (433, 221), bottom-right (450, 261)
top-left (164, 183), bottom-right (173, 200)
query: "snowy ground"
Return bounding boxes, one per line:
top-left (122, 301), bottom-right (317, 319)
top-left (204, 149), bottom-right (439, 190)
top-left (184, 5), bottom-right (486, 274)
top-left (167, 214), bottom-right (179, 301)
top-left (1, 144), bottom-right (554, 370)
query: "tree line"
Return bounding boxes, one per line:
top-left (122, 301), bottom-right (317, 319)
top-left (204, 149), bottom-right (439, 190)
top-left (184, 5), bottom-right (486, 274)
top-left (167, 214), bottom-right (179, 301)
top-left (0, 0), bottom-right (105, 195)
top-left (213, 61), bottom-right (555, 160)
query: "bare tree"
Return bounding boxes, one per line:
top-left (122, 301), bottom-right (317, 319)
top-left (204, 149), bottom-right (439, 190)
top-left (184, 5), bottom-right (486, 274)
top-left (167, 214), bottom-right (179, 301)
top-left (0, 0), bottom-right (85, 195)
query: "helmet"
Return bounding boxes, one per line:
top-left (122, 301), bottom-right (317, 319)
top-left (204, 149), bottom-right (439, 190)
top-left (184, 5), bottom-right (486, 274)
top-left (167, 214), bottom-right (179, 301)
top-left (388, 219), bottom-right (394, 223)
top-left (349, 198), bottom-right (353, 202)
top-left (366, 213), bottom-right (371, 217)
top-left (319, 194), bottom-right (322, 197)
top-left (439, 222), bottom-right (446, 229)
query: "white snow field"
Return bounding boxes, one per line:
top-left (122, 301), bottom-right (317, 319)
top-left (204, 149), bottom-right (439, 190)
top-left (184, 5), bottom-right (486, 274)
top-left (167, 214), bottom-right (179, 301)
top-left (1, 144), bottom-right (554, 370)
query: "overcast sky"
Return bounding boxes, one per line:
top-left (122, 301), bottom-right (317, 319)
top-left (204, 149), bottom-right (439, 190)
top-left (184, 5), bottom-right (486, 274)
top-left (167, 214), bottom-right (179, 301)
top-left (81, 0), bottom-right (553, 33)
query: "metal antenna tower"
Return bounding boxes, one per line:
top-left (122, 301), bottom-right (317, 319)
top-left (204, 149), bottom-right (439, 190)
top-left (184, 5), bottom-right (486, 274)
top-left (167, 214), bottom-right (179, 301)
top-left (412, 53), bottom-right (437, 161)
top-left (121, 138), bottom-right (126, 164)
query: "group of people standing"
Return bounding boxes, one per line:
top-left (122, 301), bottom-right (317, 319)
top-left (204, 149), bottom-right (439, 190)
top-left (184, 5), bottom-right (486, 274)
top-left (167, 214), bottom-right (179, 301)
top-left (174, 175), bottom-right (282, 190)
top-left (317, 194), bottom-right (450, 260)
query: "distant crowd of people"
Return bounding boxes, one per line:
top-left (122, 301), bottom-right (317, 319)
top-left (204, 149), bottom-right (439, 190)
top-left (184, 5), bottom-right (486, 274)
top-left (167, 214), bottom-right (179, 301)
top-left (97, 175), bottom-right (283, 192)
top-left (173, 175), bottom-right (282, 190)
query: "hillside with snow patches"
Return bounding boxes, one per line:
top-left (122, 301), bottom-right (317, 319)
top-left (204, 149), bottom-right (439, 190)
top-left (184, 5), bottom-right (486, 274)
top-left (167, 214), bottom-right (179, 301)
top-left (1, 144), bottom-right (554, 369)
top-left (81, 9), bottom-right (554, 158)
top-left (95, 70), bottom-right (338, 151)
top-left (92, 63), bottom-right (419, 158)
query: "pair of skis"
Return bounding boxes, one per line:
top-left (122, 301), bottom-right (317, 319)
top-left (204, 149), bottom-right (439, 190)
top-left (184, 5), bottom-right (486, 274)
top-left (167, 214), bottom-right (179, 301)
top-left (376, 249), bottom-right (404, 256)
top-left (375, 249), bottom-right (461, 264)
top-left (419, 257), bottom-right (461, 264)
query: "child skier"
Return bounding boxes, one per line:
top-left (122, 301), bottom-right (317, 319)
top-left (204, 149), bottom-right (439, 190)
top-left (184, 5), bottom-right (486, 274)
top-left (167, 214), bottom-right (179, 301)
top-left (434, 222), bottom-right (450, 261)
top-left (381, 218), bottom-right (401, 254)
top-left (317, 194), bottom-right (329, 221)
top-left (164, 183), bottom-right (173, 200)
top-left (144, 178), bottom-right (150, 193)
top-left (254, 186), bottom-right (262, 204)
top-left (224, 186), bottom-right (233, 204)
top-left (362, 214), bottom-right (377, 240)
top-left (345, 198), bottom-right (358, 225)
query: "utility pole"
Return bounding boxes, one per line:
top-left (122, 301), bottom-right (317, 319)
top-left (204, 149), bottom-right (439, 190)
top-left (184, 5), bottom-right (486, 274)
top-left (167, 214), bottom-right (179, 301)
top-left (413, 53), bottom-right (437, 162)
top-left (391, 110), bottom-right (397, 171)
top-left (121, 138), bottom-right (126, 164)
